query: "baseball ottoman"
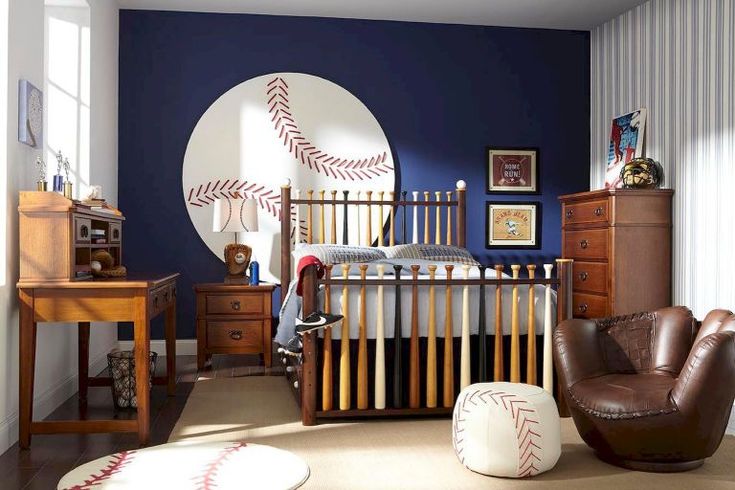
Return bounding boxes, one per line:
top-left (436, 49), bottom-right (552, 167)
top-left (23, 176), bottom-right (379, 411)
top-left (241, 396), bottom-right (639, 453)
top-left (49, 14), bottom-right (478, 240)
top-left (452, 382), bottom-right (561, 478)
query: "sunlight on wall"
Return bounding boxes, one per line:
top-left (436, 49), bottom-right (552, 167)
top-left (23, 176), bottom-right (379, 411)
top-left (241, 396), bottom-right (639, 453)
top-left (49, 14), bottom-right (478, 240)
top-left (44, 5), bottom-right (90, 196)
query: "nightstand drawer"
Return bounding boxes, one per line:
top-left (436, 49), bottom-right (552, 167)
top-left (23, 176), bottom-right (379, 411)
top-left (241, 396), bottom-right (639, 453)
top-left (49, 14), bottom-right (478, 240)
top-left (206, 293), bottom-right (263, 315)
top-left (207, 320), bottom-right (263, 348)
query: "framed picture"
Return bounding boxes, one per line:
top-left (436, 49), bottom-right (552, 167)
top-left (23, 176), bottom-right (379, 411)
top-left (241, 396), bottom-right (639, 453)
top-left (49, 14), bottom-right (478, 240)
top-left (18, 79), bottom-right (43, 148)
top-left (604, 108), bottom-right (647, 188)
top-left (485, 201), bottom-right (541, 249)
top-left (486, 147), bottom-right (538, 194)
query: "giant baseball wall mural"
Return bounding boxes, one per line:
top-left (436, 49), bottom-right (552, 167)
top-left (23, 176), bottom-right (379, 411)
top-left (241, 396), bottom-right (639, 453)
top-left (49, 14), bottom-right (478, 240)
top-left (182, 73), bottom-right (396, 283)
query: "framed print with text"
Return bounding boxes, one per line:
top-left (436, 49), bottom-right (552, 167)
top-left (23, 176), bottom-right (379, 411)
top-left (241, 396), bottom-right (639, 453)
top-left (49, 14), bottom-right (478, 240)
top-left (486, 201), bottom-right (541, 249)
top-left (486, 147), bottom-right (538, 193)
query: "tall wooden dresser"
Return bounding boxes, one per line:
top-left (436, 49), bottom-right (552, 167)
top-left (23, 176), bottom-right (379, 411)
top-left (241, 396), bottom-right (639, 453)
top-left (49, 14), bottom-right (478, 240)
top-left (559, 189), bottom-right (673, 319)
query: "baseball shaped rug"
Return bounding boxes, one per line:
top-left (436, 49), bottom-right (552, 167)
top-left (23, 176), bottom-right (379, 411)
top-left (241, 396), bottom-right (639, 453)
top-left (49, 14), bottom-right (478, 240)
top-left (183, 72), bottom-right (396, 283)
top-left (57, 441), bottom-right (310, 489)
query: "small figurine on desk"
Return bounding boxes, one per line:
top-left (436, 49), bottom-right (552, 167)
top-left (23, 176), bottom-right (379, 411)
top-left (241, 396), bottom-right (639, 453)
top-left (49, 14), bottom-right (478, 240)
top-left (223, 243), bottom-right (251, 284)
top-left (35, 156), bottom-right (47, 191)
top-left (62, 157), bottom-right (73, 199)
top-left (52, 150), bottom-right (64, 193)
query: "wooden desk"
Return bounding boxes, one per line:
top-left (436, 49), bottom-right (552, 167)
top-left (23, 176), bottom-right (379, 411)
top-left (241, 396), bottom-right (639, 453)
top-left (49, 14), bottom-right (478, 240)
top-left (17, 273), bottom-right (179, 449)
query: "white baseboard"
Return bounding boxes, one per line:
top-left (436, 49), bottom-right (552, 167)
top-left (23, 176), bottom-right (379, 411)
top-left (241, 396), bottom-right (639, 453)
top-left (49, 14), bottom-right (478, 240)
top-left (117, 339), bottom-right (198, 356)
top-left (0, 341), bottom-right (116, 456)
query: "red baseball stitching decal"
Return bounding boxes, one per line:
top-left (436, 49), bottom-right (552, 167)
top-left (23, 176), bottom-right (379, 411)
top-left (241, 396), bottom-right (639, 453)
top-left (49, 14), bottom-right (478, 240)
top-left (63, 450), bottom-right (137, 490)
top-left (453, 389), bottom-right (542, 478)
top-left (267, 76), bottom-right (393, 181)
top-left (192, 442), bottom-right (248, 490)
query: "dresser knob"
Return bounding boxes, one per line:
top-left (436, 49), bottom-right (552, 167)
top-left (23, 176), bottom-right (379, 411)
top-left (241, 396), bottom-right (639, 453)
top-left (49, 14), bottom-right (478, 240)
top-left (579, 272), bottom-right (588, 281)
top-left (231, 300), bottom-right (241, 311)
top-left (580, 239), bottom-right (589, 249)
top-left (594, 206), bottom-right (604, 216)
top-left (229, 330), bottom-right (243, 340)
top-left (578, 304), bottom-right (588, 313)
top-left (565, 209), bottom-right (574, 219)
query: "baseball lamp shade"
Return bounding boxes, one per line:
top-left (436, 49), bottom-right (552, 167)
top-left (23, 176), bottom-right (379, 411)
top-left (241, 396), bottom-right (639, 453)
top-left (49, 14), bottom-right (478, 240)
top-left (212, 198), bottom-right (259, 233)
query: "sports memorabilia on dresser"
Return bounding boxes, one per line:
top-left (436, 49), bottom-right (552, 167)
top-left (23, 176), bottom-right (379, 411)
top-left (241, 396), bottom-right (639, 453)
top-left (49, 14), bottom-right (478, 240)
top-left (35, 156), bottom-right (46, 191)
top-left (486, 147), bottom-right (539, 193)
top-left (620, 157), bottom-right (662, 189)
top-left (605, 108), bottom-right (647, 188)
top-left (212, 197), bottom-right (258, 283)
top-left (485, 201), bottom-right (541, 249)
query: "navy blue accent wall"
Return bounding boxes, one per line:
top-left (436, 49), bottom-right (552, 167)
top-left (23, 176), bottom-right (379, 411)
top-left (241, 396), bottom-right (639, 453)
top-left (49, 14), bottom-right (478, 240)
top-left (118, 10), bottom-right (590, 340)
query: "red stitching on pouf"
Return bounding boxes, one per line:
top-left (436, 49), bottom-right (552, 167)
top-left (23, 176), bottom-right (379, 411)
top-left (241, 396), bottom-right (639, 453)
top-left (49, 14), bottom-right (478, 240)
top-left (63, 450), bottom-right (137, 490)
top-left (453, 388), bottom-right (542, 478)
top-left (192, 442), bottom-right (248, 490)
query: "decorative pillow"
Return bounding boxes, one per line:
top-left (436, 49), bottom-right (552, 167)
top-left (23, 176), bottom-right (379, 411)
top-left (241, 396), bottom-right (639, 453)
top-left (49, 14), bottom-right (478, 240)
top-left (291, 244), bottom-right (386, 265)
top-left (380, 244), bottom-right (479, 265)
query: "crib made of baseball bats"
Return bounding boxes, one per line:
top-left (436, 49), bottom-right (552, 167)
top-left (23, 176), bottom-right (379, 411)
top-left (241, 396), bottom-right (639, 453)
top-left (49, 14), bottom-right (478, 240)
top-left (278, 181), bottom-right (574, 425)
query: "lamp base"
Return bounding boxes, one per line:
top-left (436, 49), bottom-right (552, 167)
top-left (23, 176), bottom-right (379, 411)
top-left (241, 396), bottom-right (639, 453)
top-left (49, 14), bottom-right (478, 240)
top-left (224, 274), bottom-right (250, 285)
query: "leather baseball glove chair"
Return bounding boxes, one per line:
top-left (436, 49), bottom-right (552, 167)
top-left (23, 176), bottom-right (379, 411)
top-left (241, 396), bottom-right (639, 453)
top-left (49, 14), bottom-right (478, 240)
top-left (553, 306), bottom-right (735, 472)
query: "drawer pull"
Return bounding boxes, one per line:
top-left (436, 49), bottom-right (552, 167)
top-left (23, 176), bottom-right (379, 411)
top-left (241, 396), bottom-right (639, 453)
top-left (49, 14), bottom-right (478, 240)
top-left (231, 300), bottom-right (241, 311)
top-left (580, 239), bottom-right (589, 249)
top-left (153, 296), bottom-right (159, 308)
top-left (579, 272), bottom-right (589, 281)
top-left (566, 209), bottom-right (574, 219)
top-left (229, 330), bottom-right (243, 341)
top-left (578, 304), bottom-right (588, 313)
top-left (594, 206), bottom-right (604, 216)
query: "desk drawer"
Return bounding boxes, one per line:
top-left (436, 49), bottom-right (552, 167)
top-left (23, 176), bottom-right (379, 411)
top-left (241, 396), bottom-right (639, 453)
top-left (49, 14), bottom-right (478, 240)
top-left (573, 292), bottom-right (608, 319)
top-left (149, 282), bottom-right (176, 316)
top-left (564, 199), bottom-right (609, 226)
top-left (206, 293), bottom-right (263, 315)
top-left (207, 320), bottom-right (263, 349)
top-left (564, 229), bottom-right (608, 260)
top-left (572, 261), bottom-right (608, 294)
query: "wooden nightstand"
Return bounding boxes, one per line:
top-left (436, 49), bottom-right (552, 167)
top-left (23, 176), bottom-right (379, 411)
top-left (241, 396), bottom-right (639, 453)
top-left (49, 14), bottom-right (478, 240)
top-left (195, 283), bottom-right (276, 369)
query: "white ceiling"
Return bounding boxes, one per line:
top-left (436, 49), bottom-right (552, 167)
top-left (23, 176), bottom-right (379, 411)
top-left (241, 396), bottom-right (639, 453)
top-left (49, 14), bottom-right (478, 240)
top-left (115, 0), bottom-right (647, 30)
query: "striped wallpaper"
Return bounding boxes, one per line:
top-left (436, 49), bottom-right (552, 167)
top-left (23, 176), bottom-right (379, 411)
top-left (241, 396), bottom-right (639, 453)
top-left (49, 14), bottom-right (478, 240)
top-left (590, 0), bottom-right (735, 318)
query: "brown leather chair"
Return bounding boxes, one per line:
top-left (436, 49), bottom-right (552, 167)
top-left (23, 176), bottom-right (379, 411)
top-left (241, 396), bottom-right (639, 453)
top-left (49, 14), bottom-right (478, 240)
top-left (553, 306), bottom-right (735, 472)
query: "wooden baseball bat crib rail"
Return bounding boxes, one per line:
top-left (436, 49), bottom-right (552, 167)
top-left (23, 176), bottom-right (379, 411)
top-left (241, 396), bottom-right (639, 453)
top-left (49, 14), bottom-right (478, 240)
top-left (279, 180), bottom-right (467, 291)
top-left (291, 259), bottom-right (574, 426)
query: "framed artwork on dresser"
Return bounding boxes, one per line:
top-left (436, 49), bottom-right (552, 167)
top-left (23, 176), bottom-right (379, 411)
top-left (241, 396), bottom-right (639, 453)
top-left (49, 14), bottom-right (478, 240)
top-left (485, 201), bottom-right (541, 249)
top-left (486, 147), bottom-right (539, 194)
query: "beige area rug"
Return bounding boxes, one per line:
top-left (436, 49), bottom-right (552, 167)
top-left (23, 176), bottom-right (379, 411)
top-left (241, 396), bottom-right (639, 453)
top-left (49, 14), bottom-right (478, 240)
top-left (169, 376), bottom-right (735, 490)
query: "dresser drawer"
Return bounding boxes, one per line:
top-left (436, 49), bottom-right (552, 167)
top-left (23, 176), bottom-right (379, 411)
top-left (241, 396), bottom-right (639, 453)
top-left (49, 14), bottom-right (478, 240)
top-left (109, 222), bottom-right (122, 243)
top-left (564, 229), bottom-right (608, 260)
top-left (74, 217), bottom-right (91, 244)
top-left (572, 261), bottom-right (608, 294)
top-left (563, 199), bottom-right (609, 226)
top-left (573, 293), bottom-right (608, 319)
top-left (207, 320), bottom-right (263, 349)
top-left (206, 293), bottom-right (263, 315)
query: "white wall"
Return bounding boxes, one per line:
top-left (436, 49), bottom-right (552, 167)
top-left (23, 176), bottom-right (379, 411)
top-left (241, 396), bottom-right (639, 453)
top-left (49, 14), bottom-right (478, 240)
top-left (0, 0), bottom-right (119, 455)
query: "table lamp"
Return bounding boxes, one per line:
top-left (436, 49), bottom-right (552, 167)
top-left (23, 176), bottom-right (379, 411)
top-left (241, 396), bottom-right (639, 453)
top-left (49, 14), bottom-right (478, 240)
top-left (212, 197), bottom-right (259, 284)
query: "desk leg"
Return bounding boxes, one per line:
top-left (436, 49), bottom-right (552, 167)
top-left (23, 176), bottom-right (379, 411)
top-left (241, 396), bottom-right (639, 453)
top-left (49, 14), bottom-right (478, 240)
top-left (165, 302), bottom-right (176, 396)
top-left (19, 289), bottom-right (37, 449)
top-left (133, 294), bottom-right (151, 447)
top-left (78, 322), bottom-right (90, 406)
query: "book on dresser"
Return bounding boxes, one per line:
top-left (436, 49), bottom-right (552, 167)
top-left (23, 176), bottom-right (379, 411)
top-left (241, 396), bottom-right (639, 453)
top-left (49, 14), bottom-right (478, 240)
top-left (18, 191), bottom-right (124, 282)
top-left (559, 188), bottom-right (673, 319)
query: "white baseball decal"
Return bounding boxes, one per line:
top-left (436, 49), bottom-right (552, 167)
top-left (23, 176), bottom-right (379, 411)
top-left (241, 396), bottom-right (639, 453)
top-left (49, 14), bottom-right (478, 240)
top-left (183, 73), bottom-right (396, 283)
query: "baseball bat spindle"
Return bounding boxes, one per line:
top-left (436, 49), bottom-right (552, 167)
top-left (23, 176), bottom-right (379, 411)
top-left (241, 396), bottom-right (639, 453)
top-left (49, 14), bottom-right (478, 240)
top-left (412, 191), bottom-right (419, 244)
top-left (318, 190), bottom-right (326, 244)
top-left (366, 191), bottom-right (373, 247)
top-left (393, 265), bottom-right (403, 408)
top-left (294, 189), bottom-right (302, 246)
top-left (409, 264), bottom-right (421, 408)
top-left (460, 264), bottom-right (471, 390)
top-left (493, 265), bottom-right (504, 382)
top-left (426, 264), bottom-right (438, 408)
top-left (389, 191), bottom-right (396, 247)
top-left (342, 191), bottom-right (349, 245)
top-left (306, 190), bottom-right (314, 244)
top-left (443, 265), bottom-right (455, 408)
top-left (330, 190), bottom-right (337, 244)
top-left (434, 191), bottom-right (442, 245)
top-left (375, 264), bottom-right (386, 409)
top-left (543, 264), bottom-right (554, 392)
top-left (358, 264), bottom-right (369, 409)
top-left (526, 265), bottom-right (537, 385)
top-left (339, 264), bottom-right (351, 410)
top-left (401, 191), bottom-right (408, 244)
top-left (423, 191), bottom-right (430, 244)
top-left (446, 191), bottom-right (453, 245)
top-left (322, 265), bottom-right (334, 410)
top-left (510, 264), bottom-right (521, 383)
top-left (356, 191), bottom-right (362, 246)
top-left (477, 265), bottom-right (487, 382)
top-left (378, 191), bottom-right (385, 246)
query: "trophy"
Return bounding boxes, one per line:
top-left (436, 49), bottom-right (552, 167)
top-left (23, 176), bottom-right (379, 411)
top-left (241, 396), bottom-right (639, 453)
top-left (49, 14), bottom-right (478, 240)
top-left (62, 157), bottom-right (73, 199)
top-left (53, 151), bottom-right (64, 193)
top-left (35, 156), bottom-right (47, 191)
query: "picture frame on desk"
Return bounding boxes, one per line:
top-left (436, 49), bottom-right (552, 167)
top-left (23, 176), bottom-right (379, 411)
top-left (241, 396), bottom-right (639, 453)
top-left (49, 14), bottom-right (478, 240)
top-left (486, 147), bottom-right (539, 194)
top-left (485, 201), bottom-right (541, 249)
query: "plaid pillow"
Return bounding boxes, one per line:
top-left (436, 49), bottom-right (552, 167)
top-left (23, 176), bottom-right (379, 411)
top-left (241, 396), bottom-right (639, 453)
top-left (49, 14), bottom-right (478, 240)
top-left (292, 244), bottom-right (386, 265)
top-left (381, 244), bottom-right (479, 265)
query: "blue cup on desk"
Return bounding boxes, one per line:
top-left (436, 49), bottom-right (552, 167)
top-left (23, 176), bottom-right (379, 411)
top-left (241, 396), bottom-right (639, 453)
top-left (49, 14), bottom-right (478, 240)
top-left (249, 261), bottom-right (259, 285)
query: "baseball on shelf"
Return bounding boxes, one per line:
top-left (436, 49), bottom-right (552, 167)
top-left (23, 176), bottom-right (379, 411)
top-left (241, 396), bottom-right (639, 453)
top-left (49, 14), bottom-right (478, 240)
top-left (182, 72), bottom-right (396, 283)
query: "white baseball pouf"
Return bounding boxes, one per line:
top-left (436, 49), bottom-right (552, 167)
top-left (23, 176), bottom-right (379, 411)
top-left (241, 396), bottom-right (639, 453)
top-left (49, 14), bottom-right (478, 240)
top-left (452, 382), bottom-right (561, 478)
top-left (57, 441), bottom-right (310, 489)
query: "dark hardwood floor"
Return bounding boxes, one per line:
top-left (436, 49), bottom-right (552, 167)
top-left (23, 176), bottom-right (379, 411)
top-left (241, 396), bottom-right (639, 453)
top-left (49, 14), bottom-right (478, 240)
top-left (0, 354), bottom-right (284, 490)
